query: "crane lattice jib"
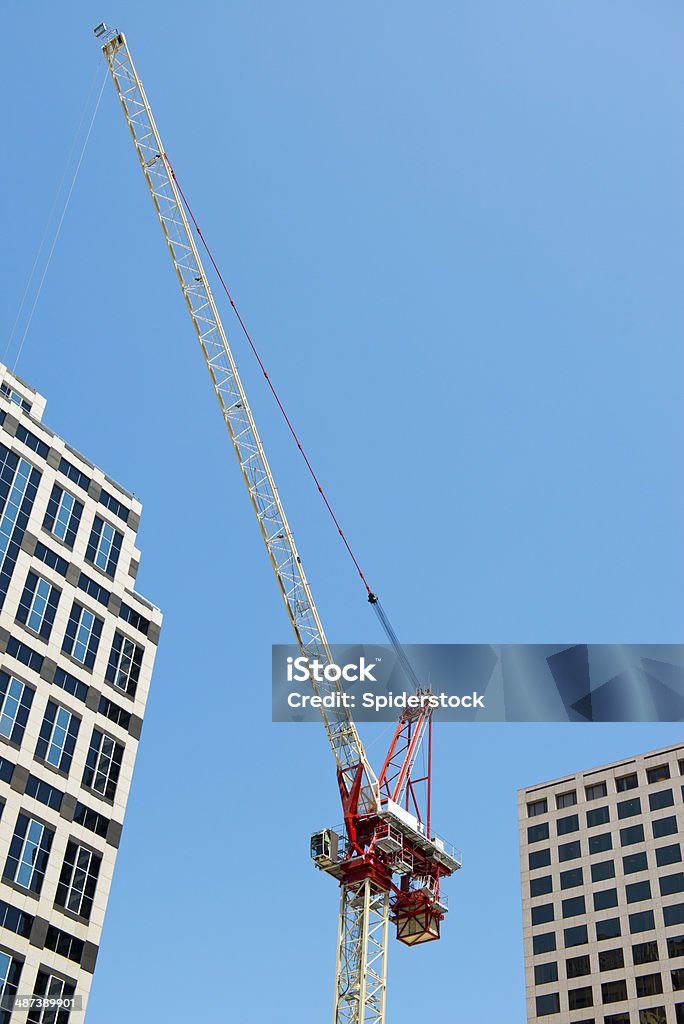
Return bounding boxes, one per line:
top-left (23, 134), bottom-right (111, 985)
top-left (97, 27), bottom-right (375, 790)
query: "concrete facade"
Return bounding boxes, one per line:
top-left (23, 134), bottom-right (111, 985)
top-left (0, 365), bottom-right (161, 1021)
top-left (519, 742), bottom-right (684, 1024)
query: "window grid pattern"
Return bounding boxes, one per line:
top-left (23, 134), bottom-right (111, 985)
top-left (62, 602), bottom-right (102, 669)
top-left (4, 813), bottom-right (54, 894)
top-left (35, 701), bottom-right (80, 773)
top-left (0, 672), bottom-right (33, 744)
top-left (55, 840), bottom-right (101, 920)
top-left (522, 748), bottom-right (684, 1021)
top-left (82, 729), bottom-right (123, 801)
top-left (105, 631), bottom-right (142, 696)
top-left (43, 483), bottom-right (83, 548)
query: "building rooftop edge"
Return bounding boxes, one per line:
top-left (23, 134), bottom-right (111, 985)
top-left (518, 739), bottom-right (684, 795)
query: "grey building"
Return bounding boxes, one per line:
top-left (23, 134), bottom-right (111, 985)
top-left (519, 742), bottom-right (684, 1024)
top-left (0, 364), bottom-right (161, 1021)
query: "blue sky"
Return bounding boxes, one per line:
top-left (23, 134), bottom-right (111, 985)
top-left (2, 3), bottom-right (683, 1021)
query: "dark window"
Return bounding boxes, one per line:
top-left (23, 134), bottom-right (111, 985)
top-left (649, 789), bottom-right (674, 812)
top-left (82, 729), bottom-right (123, 801)
top-left (621, 823), bottom-right (645, 846)
top-left (58, 456), bottom-right (90, 493)
top-left (533, 932), bottom-right (556, 955)
top-left (565, 924), bottom-right (588, 947)
top-left (656, 844), bottom-right (681, 867)
top-left (559, 840), bottom-right (581, 861)
top-left (73, 801), bottom-right (109, 839)
top-left (586, 781), bottom-right (608, 800)
top-left (618, 797), bottom-right (641, 819)
top-left (85, 516), bottom-right (122, 577)
top-left (669, 937), bottom-right (684, 959)
top-left (528, 822), bottom-right (549, 844)
top-left (53, 666), bottom-right (88, 704)
top-left (568, 986), bottom-right (593, 1010)
top-left (673, 968), bottom-right (684, 991)
top-left (0, 951), bottom-right (23, 1018)
top-left (589, 833), bottom-right (612, 854)
top-left (530, 849), bottom-right (551, 870)
top-left (105, 631), bottom-right (143, 697)
top-left (27, 970), bottom-right (77, 1024)
top-left (557, 814), bottom-right (579, 836)
top-left (677, 1004), bottom-right (684, 1024)
top-left (566, 954), bottom-right (591, 978)
top-left (560, 867), bottom-right (583, 889)
top-left (55, 840), bottom-right (101, 920)
top-left (633, 941), bottom-right (659, 964)
top-left (664, 905), bottom-right (684, 928)
top-left (24, 774), bottom-right (63, 812)
top-left (626, 880), bottom-right (652, 903)
top-left (44, 924), bottom-right (84, 964)
top-left (616, 772), bottom-right (638, 791)
top-left (660, 873), bottom-right (684, 897)
top-left (599, 948), bottom-right (624, 971)
top-left (43, 483), bottom-right (83, 548)
top-left (35, 700), bottom-right (80, 773)
top-left (592, 860), bottom-right (615, 883)
top-left (647, 764), bottom-right (671, 784)
top-left (34, 541), bottom-right (68, 576)
top-left (4, 812), bottom-right (54, 893)
top-left (528, 798), bottom-right (548, 817)
top-left (639, 1012), bottom-right (665, 1024)
top-left (534, 962), bottom-right (558, 985)
top-left (62, 601), bottom-right (103, 669)
top-left (596, 918), bottom-right (621, 941)
top-left (535, 993), bottom-right (560, 1017)
top-left (14, 423), bottom-right (48, 458)
top-left (562, 895), bottom-right (586, 918)
top-left (556, 791), bottom-right (577, 809)
top-left (6, 635), bottom-right (43, 673)
top-left (531, 876), bottom-right (553, 898)
top-left (605, 1015), bottom-right (630, 1024)
top-left (635, 973), bottom-right (663, 997)
top-left (77, 572), bottom-right (110, 607)
top-left (629, 909), bottom-right (655, 933)
top-left (100, 489), bottom-right (130, 523)
top-left (0, 671), bottom-right (33, 745)
top-left (98, 694), bottom-right (131, 731)
top-left (587, 806), bottom-right (610, 828)
top-left (653, 816), bottom-right (678, 839)
top-left (0, 897), bottom-right (33, 938)
top-left (532, 904), bottom-right (554, 926)
top-left (624, 852), bottom-right (648, 874)
top-left (594, 889), bottom-right (618, 911)
top-left (601, 980), bottom-right (627, 1003)
top-left (119, 601), bottom-right (150, 636)
top-left (16, 571), bottom-right (60, 640)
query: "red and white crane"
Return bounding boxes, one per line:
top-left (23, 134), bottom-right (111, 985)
top-left (95, 23), bottom-right (460, 1023)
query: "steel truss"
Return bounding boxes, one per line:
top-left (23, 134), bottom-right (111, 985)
top-left (96, 26), bottom-right (374, 792)
top-left (335, 880), bottom-right (389, 1024)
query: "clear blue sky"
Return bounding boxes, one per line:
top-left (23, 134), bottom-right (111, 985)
top-left (2, 3), bottom-right (683, 1021)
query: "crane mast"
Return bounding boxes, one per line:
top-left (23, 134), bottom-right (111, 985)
top-left (95, 25), bottom-right (459, 1024)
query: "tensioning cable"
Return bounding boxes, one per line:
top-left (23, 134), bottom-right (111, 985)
top-left (167, 157), bottom-right (421, 689)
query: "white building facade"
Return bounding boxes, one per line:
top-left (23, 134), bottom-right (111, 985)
top-left (519, 742), bottom-right (684, 1024)
top-left (0, 365), bottom-right (161, 1021)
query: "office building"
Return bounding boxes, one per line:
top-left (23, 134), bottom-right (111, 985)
top-left (520, 741), bottom-right (684, 1024)
top-left (0, 364), bottom-right (161, 1020)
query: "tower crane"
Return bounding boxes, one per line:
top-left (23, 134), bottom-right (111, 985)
top-left (94, 24), bottom-right (460, 1024)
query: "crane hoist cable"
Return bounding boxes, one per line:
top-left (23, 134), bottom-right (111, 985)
top-left (168, 156), bottom-right (422, 689)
